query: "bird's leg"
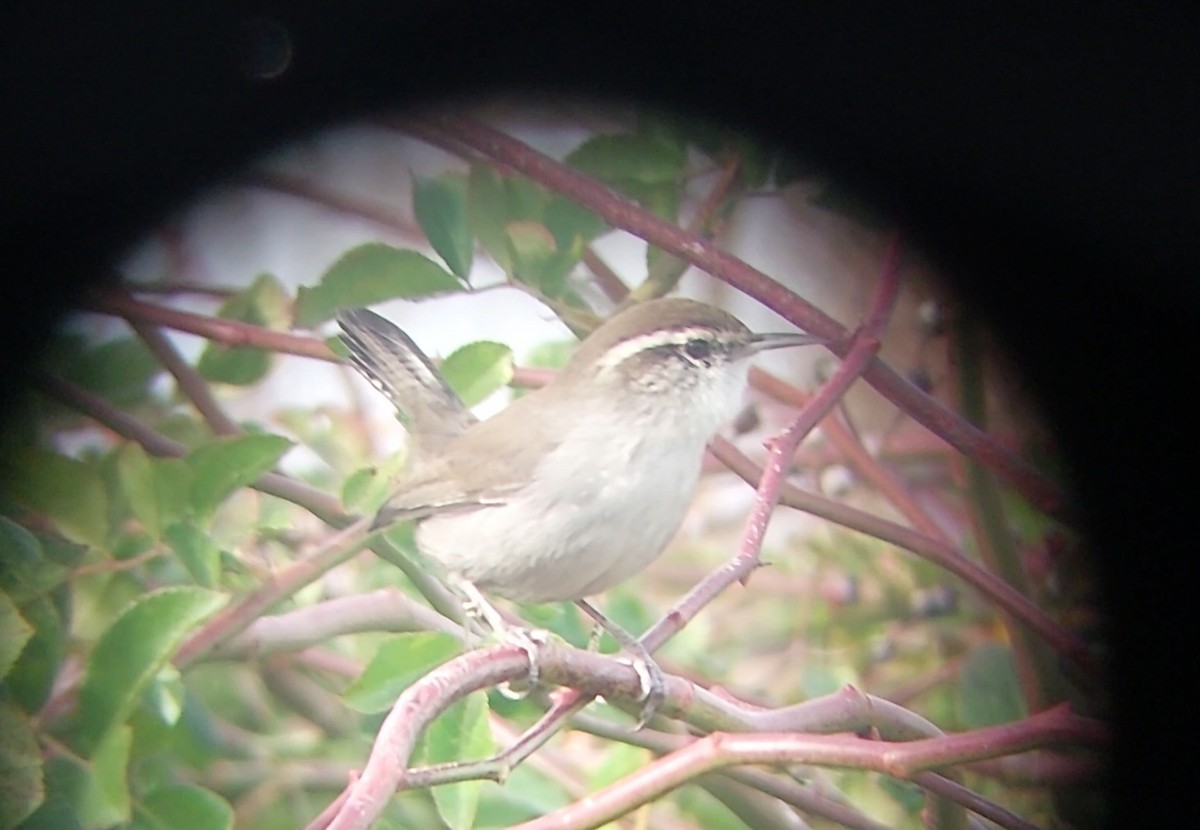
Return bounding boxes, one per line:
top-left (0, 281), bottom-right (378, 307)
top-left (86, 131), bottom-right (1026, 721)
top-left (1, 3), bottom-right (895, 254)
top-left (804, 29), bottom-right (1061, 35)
top-left (575, 599), bottom-right (666, 729)
top-left (454, 577), bottom-right (544, 696)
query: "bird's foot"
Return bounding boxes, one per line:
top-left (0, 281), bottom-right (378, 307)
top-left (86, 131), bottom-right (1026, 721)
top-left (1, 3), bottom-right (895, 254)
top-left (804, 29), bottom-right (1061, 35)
top-left (622, 650), bottom-right (667, 730)
top-left (497, 627), bottom-right (549, 698)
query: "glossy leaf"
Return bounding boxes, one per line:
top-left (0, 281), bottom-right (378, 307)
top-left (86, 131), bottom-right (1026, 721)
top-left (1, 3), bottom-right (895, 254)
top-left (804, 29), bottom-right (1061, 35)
top-left (2, 450), bottom-right (108, 547)
top-left (0, 518), bottom-right (43, 602)
top-left (142, 666), bottom-right (185, 728)
top-left (116, 444), bottom-right (191, 539)
top-left (197, 274), bottom-right (289, 385)
top-left (566, 133), bottom-right (686, 184)
top-left (466, 164), bottom-right (514, 272)
top-left (76, 588), bottom-right (227, 755)
top-left (504, 220), bottom-right (577, 296)
top-left (340, 467), bottom-right (378, 512)
top-left (295, 243), bottom-right (462, 327)
top-left (342, 632), bottom-right (460, 714)
top-left (77, 725), bottom-right (132, 830)
top-left (419, 692), bottom-right (494, 830)
top-left (0, 590), bottom-right (33, 680)
top-left (163, 523), bottom-right (220, 588)
top-left (440, 341), bottom-right (514, 408)
top-left (131, 784), bottom-right (232, 830)
top-left (541, 194), bottom-right (608, 247)
top-left (466, 164), bottom-right (606, 293)
top-left (185, 434), bottom-right (292, 519)
top-left (0, 700), bottom-right (43, 829)
top-left (413, 173), bottom-right (474, 279)
top-left (2, 594), bottom-right (65, 713)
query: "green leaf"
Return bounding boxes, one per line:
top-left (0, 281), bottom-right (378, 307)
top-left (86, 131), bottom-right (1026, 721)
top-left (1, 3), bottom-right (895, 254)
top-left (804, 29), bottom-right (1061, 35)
top-left (185, 434), bottom-right (292, 519)
top-left (3, 593), bottom-right (65, 713)
top-left (295, 243), bottom-right (462, 327)
top-left (957, 643), bottom-right (1026, 727)
top-left (76, 587), bottom-right (227, 755)
top-left (1, 449), bottom-right (108, 547)
top-left (132, 784), bottom-right (233, 830)
top-left (465, 164), bottom-right (606, 293)
top-left (504, 220), bottom-right (586, 298)
top-left (0, 590), bottom-right (34, 680)
top-left (57, 337), bottom-right (162, 407)
top-left (504, 220), bottom-right (558, 278)
top-left (413, 174), bottom-right (474, 280)
top-left (566, 133), bottom-right (686, 185)
top-left (24, 757), bottom-right (85, 830)
top-left (340, 452), bottom-right (406, 516)
top-left (634, 111), bottom-right (691, 154)
top-left (467, 164), bottom-right (515, 272)
top-left (162, 523), bottom-right (221, 588)
top-left (543, 196), bottom-right (608, 245)
top-left (439, 341), bottom-right (514, 408)
top-left (142, 666), bottom-right (185, 728)
top-left (0, 518), bottom-right (44, 601)
top-left (519, 603), bottom-right (590, 649)
top-left (340, 467), bottom-right (378, 512)
top-left (342, 632), bottom-right (461, 714)
top-left (419, 692), bottom-right (494, 830)
top-left (0, 701), bottom-right (43, 829)
top-left (116, 445), bottom-right (191, 539)
top-left (78, 726), bottom-right (131, 830)
top-left (502, 176), bottom-right (548, 219)
top-left (196, 274), bottom-right (288, 385)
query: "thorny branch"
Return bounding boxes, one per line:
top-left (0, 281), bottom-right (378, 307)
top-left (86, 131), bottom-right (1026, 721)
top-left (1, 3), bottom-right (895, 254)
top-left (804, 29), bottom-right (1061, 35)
top-left (37, 120), bottom-right (1103, 830)
top-left (411, 112), bottom-right (1067, 519)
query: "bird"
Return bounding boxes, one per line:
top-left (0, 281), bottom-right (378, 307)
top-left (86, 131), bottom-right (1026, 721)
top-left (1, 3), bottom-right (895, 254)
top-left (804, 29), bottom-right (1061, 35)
top-left (337, 297), bottom-right (823, 716)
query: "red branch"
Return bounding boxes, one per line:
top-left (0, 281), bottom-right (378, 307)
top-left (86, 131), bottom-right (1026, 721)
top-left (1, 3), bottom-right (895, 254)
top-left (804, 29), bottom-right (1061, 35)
top-left (413, 113), bottom-right (1066, 519)
top-left (514, 705), bottom-right (1103, 830)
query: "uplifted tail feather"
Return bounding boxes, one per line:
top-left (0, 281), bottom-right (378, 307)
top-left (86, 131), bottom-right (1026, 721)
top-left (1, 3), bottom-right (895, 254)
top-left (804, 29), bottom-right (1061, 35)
top-left (337, 308), bottom-right (476, 455)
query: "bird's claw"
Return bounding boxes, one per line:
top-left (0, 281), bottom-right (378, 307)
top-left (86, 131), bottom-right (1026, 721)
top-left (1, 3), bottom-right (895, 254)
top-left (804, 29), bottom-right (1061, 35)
top-left (623, 654), bottom-right (667, 730)
top-left (498, 627), bottom-right (548, 699)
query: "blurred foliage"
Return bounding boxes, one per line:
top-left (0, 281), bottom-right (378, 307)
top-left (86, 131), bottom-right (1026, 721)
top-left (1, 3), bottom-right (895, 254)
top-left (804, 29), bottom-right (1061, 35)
top-left (0, 112), bottom-right (1101, 830)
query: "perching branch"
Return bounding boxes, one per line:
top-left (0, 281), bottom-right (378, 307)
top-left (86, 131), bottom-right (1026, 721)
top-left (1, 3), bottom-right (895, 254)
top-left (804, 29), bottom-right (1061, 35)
top-left (411, 112), bottom-right (1066, 519)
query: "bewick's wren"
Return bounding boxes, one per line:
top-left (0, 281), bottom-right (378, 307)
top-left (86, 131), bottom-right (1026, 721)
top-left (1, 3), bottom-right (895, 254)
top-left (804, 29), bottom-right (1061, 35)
top-left (338, 298), bottom-right (822, 710)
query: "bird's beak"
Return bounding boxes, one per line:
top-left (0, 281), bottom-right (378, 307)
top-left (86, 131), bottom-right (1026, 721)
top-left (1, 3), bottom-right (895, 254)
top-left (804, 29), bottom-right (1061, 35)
top-left (746, 332), bottom-right (827, 354)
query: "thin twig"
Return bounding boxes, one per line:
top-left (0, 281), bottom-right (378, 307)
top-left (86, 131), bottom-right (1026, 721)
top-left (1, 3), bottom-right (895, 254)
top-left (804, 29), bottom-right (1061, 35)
top-left (176, 517), bottom-right (377, 667)
top-left (32, 372), bottom-right (344, 520)
top-left (205, 588), bottom-right (461, 661)
top-left (126, 310), bottom-right (241, 435)
top-left (86, 290), bottom-right (337, 357)
top-left (126, 280), bottom-right (238, 298)
top-left (750, 366), bottom-right (952, 543)
top-left (512, 704), bottom-right (1102, 830)
top-left (652, 236), bottom-right (900, 642)
top-left (709, 438), bottom-right (1097, 677)
top-left (913, 771), bottom-right (1041, 830)
top-left (411, 112), bottom-right (1066, 519)
top-left (475, 237), bottom-right (902, 781)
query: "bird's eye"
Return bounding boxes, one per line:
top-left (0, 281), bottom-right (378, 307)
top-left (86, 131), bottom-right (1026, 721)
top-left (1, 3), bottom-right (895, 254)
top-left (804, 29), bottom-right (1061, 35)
top-left (683, 339), bottom-right (713, 362)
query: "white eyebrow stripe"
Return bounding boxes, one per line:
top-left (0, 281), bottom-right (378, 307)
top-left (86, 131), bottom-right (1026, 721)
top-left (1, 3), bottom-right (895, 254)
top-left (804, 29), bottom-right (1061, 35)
top-left (595, 327), bottom-right (737, 370)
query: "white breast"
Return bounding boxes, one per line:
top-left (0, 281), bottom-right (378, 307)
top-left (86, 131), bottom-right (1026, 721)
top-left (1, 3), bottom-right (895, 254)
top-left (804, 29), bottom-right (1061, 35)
top-left (416, 360), bottom-right (750, 603)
